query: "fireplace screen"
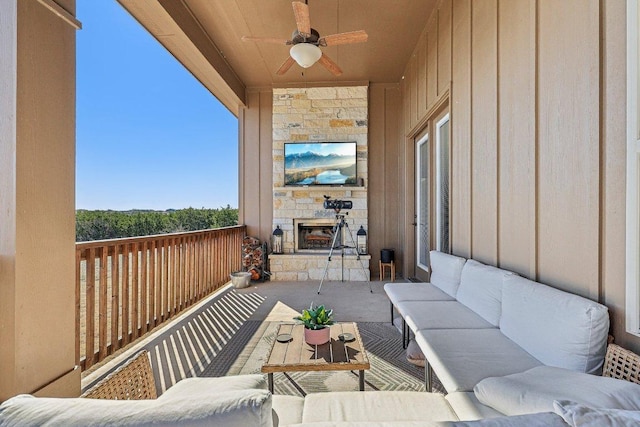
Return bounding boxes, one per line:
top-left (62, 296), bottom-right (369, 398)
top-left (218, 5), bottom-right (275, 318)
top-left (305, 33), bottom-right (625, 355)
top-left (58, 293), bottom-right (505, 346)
top-left (296, 220), bottom-right (340, 251)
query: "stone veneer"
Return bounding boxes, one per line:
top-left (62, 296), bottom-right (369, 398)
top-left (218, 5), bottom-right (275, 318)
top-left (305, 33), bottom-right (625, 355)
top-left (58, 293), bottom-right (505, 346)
top-left (269, 86), bottom-right (370, 281)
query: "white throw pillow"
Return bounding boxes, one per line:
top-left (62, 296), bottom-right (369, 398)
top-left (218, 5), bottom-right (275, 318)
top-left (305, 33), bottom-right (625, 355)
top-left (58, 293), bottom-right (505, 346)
top-left (553, 400), bottom-right (640, 427)
top-left (474, 366), bottom-right (640, 416)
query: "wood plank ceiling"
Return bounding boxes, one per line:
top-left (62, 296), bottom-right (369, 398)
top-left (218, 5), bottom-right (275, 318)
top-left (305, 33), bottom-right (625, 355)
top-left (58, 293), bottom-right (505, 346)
top-left (119, 0), bottom-right (438, 89)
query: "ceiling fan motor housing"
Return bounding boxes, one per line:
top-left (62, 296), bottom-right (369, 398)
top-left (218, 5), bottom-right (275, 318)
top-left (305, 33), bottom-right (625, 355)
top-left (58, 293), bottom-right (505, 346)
top-left (291, 28), bottom-right (320, 45)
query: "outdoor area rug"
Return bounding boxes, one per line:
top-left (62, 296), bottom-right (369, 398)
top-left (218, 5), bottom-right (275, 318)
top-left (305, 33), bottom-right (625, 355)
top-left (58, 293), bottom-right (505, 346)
top-left (222, 320), bottom-right (445, 396)
top-left (85, 291), bottom-right (445, 397)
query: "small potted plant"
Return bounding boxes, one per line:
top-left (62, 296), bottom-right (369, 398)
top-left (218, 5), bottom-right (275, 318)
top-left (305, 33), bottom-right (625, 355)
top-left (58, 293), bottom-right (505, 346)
top-left (294, 303), bottom-right (334, 345)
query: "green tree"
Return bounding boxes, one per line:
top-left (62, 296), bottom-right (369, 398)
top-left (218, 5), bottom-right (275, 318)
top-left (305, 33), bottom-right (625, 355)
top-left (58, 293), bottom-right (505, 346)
top-left (76, 207), bottom-right (238, 242)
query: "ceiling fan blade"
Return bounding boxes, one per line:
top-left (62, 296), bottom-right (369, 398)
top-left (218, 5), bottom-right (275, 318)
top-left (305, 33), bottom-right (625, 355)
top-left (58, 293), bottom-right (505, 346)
top-left (319, 30), bottom-right (368, 47)
top-left (276, 56), bottom-right (296, 75)
top-left (318, 53), bottom-right (343, 76)
top-left (292, 1), bottom-right (311, 36)
top-left (241, 36), bottom-right (292, 45)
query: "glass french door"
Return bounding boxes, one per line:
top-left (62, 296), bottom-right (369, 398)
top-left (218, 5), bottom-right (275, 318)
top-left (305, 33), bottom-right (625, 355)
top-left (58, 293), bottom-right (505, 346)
top-left (416, 132), bottom-right (430, 275)
top-left (414, 110), bottom-right (450, 279)
top-left (435, 113), bottom-right (450, 253)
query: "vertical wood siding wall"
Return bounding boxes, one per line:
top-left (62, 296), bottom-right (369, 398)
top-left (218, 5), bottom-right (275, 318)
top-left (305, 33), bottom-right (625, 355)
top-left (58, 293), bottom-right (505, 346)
top-left (239, 89), bottom-right (274, 244)
top-left (399, 0), bottom-right (634, 352)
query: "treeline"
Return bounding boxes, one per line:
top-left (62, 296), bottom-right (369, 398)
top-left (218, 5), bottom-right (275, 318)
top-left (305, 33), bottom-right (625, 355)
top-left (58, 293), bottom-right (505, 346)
top-left (76, 206), bottom-right (238, 242)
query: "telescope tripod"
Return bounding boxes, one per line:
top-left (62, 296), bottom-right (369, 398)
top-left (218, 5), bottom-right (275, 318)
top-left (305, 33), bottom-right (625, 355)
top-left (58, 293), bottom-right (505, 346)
top-left (317, 214), bottom-right (372, 294)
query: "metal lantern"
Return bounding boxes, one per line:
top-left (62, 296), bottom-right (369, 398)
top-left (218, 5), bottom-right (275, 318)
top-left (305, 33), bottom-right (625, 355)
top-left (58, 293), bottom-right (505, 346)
top-left (356, 225), bottom-right (367, 255)
top-left (272, 225), bottom-right (284, 254)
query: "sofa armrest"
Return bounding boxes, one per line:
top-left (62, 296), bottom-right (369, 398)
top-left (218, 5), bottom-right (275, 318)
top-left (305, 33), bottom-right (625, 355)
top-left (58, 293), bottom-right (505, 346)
top-left (272, 395), bottom-right (305, 426)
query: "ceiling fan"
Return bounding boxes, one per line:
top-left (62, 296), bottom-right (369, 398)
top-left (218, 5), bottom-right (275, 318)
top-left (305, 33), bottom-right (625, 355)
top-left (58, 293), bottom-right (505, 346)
top-left (241, 1), bottom-right (368, 76)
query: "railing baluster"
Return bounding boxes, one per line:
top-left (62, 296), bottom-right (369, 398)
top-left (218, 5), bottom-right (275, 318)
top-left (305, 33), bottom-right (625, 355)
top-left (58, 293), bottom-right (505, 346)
top-left (99, 247), bottom-right (108, 360)
top-left (111, 244), bottom-right (120, 354)
top-left (162, 239), bottom-right (173, 319)
top-left (141, 241), bottom-right (148, 335)
top-left (131, 242), bottom-right (139, 340)
top-left (186, 236), bottom-right (192, 305)
top-left (149, 239), bottom-right (156, 328)
top-left (85, 248), bottom-right (96, 369)
top-left (168, 238), bottom-right (178, 317)
top-left (122, 244), bottom-right (130, 346)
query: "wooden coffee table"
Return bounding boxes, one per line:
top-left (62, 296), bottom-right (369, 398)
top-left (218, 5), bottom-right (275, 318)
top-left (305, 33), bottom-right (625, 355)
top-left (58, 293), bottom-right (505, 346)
top-left (261, 322), bottom-right (370, 393)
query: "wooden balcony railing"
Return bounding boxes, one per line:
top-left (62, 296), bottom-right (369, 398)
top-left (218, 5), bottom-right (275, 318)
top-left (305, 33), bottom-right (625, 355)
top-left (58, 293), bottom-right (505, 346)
top-left (75, 225), bottom-right (246, 370)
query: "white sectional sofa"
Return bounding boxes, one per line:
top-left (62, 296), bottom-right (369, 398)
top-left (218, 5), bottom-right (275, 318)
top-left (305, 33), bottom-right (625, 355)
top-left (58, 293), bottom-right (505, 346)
top-left (0, 374), bottom-right (572, 426)
top-left (4, 372), bottom-right (638, 426)
top-left (384, 251), bottom-right (634, 419)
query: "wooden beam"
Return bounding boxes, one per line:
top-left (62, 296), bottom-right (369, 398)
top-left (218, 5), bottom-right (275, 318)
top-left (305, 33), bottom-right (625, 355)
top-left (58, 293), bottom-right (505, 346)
top-left (157, 0), bottom-right (245, 107)
top-left (36, 0), bottom-right (82, 30)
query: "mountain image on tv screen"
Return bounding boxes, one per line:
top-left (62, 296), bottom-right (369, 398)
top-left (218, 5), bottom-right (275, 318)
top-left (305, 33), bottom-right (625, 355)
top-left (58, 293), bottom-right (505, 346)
top-left (284, 142), bottom-right (357, 186)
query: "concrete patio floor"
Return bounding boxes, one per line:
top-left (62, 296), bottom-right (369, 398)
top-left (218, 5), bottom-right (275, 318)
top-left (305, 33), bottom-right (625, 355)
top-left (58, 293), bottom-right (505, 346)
top-left (81, 279), bottom-right (402, 392)
top-left (237, 279), bottom-right (392, 324)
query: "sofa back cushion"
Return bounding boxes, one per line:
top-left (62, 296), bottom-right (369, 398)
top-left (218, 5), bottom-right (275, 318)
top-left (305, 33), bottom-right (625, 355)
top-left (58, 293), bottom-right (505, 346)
top-left (429, 251), bottom-right (466, 298)
top-left (500, 275), bottom-right (609, 374)
top-left (0, 389), bottom-right (274, 427)
top-left (455, 260), bottom-right (514, 326)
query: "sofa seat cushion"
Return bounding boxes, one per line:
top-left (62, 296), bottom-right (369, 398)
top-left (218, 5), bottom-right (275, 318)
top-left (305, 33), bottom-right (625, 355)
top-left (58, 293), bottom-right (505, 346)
top-left (397, 301), bottom-right (495, 332)
top-left (429, 251), bottom-right (467, 298)
top-left (473, 366), bottom-right (640, 416)
top-left (0, 389), bottom-right (274, 427)
top-left (500, 275), bottom-right (609, 374)
top-left (272, 395), bottom-right (305, 426)
top-left (385, 283), bottom-right (455, 306)
top-left (455, 260), bottom-right (514, 326)
top-left (415, 329), bottom-right (542, 393)
top-left (301, 391), bottom-right (458, 423)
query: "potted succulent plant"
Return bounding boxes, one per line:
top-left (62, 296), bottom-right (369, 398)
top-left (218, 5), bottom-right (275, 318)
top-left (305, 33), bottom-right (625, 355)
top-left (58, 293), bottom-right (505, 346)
top-left (294, 303), bottom-right (334, 345)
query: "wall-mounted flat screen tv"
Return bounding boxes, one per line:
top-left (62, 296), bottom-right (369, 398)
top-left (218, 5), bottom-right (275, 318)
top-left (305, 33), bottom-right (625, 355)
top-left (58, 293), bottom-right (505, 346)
top-left (284, 142), bottom-right (357, 186)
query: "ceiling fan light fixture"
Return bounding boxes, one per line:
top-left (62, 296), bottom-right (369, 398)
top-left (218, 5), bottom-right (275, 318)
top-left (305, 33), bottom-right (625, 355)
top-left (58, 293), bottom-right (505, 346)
top-left (289, 43), bottom-right (322, 68)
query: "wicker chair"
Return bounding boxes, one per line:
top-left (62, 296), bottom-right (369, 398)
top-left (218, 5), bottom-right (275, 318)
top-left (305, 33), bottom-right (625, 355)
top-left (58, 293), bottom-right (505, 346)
top-left (81, 350), bottom-right (157, 400)
top-left (602, 343), bottom-right (640, 385)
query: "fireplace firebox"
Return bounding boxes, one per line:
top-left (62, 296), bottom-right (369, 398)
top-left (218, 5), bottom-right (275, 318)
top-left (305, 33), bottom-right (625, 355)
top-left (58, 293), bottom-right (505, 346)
top-left (295, 219), bottom-right (341, 252)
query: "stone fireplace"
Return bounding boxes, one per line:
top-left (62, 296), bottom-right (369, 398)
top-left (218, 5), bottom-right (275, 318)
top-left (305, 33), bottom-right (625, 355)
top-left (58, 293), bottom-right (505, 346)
top-left (268, 86), bottom-right (370, 281)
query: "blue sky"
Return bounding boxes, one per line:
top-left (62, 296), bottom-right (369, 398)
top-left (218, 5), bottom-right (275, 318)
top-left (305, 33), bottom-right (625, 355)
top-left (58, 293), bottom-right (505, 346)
top-left (76, 0), bottom-right (238, 211)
